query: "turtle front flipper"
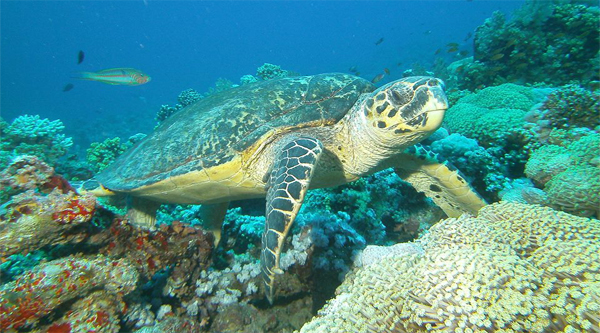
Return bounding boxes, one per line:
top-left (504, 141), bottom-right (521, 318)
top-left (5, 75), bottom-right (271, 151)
top-left (261, 136), bottom-right (323, 304)
top-left (394, 145), bottom-right (486, 217)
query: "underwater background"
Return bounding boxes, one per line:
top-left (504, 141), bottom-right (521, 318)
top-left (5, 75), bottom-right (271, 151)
top-left (1, 1), bottom-right (599, 332)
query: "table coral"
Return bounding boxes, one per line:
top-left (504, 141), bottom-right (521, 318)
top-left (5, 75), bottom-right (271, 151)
top-left (298, 202), bottom-right (600, 333)
top-left (0, 256), bottom-right (138, 331)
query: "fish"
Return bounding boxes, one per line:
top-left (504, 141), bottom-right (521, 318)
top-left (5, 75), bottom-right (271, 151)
top-left (355, 71), bottom-right (361, 76)
top-left (74, 68), bottom-right (151, 86)
top-left (459, 50), bottom-right (469, 57)
top-left (464, 32), bottom-right (472, 41)
top-left (371, 73), bottom-right (385, 84)
top-left (447, 47), bottom-right (459, 53)
top-left (383, 68), bottom-right (390, 75)
top-left (504, 39), bottom-right (517, 48)
top-left (435, 48), bottom-right (441, 55)
top-left (77, 50), bottom-right (85, 64)
top-left (375, 38), bottom-right (384, 46)
top-left (349, 66), bottom-right (358, 73)
top-left (490, 53), bottom-right (505, 61)
top-left (446, 42), bottom-right (459, 48)
top-left (63, 83), bottom-right (74, 92)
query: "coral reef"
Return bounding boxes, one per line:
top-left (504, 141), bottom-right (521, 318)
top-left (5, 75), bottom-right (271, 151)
top-left (525, 130), bottom-right (599, 217)
top-left (525, 84), bottom-right (600, 141)
top-left (0, 115), bottom-right (73, 169)
top-left (0, 156), bottom-right (95, 257)
top-left (455, 1), bottom-right (599, 90)
top-left (86, 134), bottom-right (146, 173)
top-left (298, 202), bottom-right (600, 333)
top-left (443, 83), bottom-right (549, 148)
top-left (0, 255), bottom-right (138, 331)
top-left (256, 63), bottom-right (293, 80)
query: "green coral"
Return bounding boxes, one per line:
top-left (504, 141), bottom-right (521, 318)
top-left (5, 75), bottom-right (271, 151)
top-left (0, 115), bottom-right (73, 168)
top-left (86, 134), bottom-right (145, 173)
top-left (443, 84), bottom-right (549, 148)
top-left (458, 2), bottom-right (600, 90)
top-left (298, 202), bottom-right (600, 333)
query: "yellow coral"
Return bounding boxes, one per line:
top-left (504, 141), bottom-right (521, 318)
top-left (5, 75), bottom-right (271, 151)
top-left (298, 202), bottom-right (600, 333)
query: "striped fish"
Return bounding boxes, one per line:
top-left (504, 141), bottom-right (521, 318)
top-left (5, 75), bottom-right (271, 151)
top-left (74, 68), bottom-right (151, 86)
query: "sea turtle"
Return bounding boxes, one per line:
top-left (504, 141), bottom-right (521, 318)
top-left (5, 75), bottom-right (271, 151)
top-left (90, 73), bottom-right (485, 303)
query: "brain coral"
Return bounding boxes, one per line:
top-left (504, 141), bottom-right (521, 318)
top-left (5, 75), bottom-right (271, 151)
top-left (298, 202), bottom-right (600, 333)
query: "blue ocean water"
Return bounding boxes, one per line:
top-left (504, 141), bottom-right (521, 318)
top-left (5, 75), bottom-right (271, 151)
top-left (1, 0), bottom-right (523, 149)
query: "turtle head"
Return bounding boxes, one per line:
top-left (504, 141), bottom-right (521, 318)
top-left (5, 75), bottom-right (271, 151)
top-left (360, 76), bottom-right (448, 147)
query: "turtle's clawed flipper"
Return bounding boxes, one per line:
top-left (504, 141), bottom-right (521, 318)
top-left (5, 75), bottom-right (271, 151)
top-left (199, 201), bottom-right (230, 247)
top-left (395, 145), bottom-right (486, 218)
top-left (261, 137), bottom-right (323, 304)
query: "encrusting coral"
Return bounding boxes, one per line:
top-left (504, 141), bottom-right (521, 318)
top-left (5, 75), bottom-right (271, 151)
top-left (298, 202), bottom-right (600, 333)
top-left (0, 255), bottom-right (139, 331)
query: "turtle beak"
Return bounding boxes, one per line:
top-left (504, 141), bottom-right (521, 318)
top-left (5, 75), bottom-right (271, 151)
top-left (415, 78), bottom-right (448, 132)
top-left (418, 109), bottom-right (445, 132)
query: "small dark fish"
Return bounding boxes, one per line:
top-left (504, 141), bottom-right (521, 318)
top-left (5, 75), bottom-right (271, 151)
top-left (371, 73), bottom-right (385, 84)
top-left (435, 48), bottom-right (442, 55)
top-left (375, 38), bottom-right (384, 46)
top-left (447, 47), bottom-right (459, 53)
top-left (63, 83), bottom-right (74, 92)
top-left (355, 71), bottom-right (361, 76)
top-left (77, 50), bottom-right (85, 64)
top-left (464, 32), bottom-right (472, 41)
top-left (396, 62), bottom-right (402, 67)
top-left (423, 30), bottom-right (432, 35)
top-left (349, 66), bottom-right (358, 73)
top-left (459, 50), bottom-right (469, 57)
top-left (446, 42), bottom-right (459, 48)
top-left (383, 68), bottom-right (390, 75)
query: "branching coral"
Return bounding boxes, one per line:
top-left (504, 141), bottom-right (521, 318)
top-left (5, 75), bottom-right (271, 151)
top-left (256, 63), bottom-right (292, 80)
top-left (0, 115), bottom-right (73, 168)
top-left (298, 202), bottom-right (600, 333)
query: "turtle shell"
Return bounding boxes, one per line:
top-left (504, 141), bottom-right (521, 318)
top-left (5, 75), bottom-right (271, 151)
top-left (97, 73), bottom-right (374, 191)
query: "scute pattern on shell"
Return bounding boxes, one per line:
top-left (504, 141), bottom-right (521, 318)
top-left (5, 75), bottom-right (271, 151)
top-left (97, 73), bottom-right (374, 190)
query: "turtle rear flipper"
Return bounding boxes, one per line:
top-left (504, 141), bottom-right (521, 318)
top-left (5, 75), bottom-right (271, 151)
top-left (395, 145), bottom-right (486, 217)
top-left (127, 196), bottom-right (161, 229)
top-left (261, 136), bottom-right (323, 304)
top-left (199, 201), bottom-right (230, 246)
